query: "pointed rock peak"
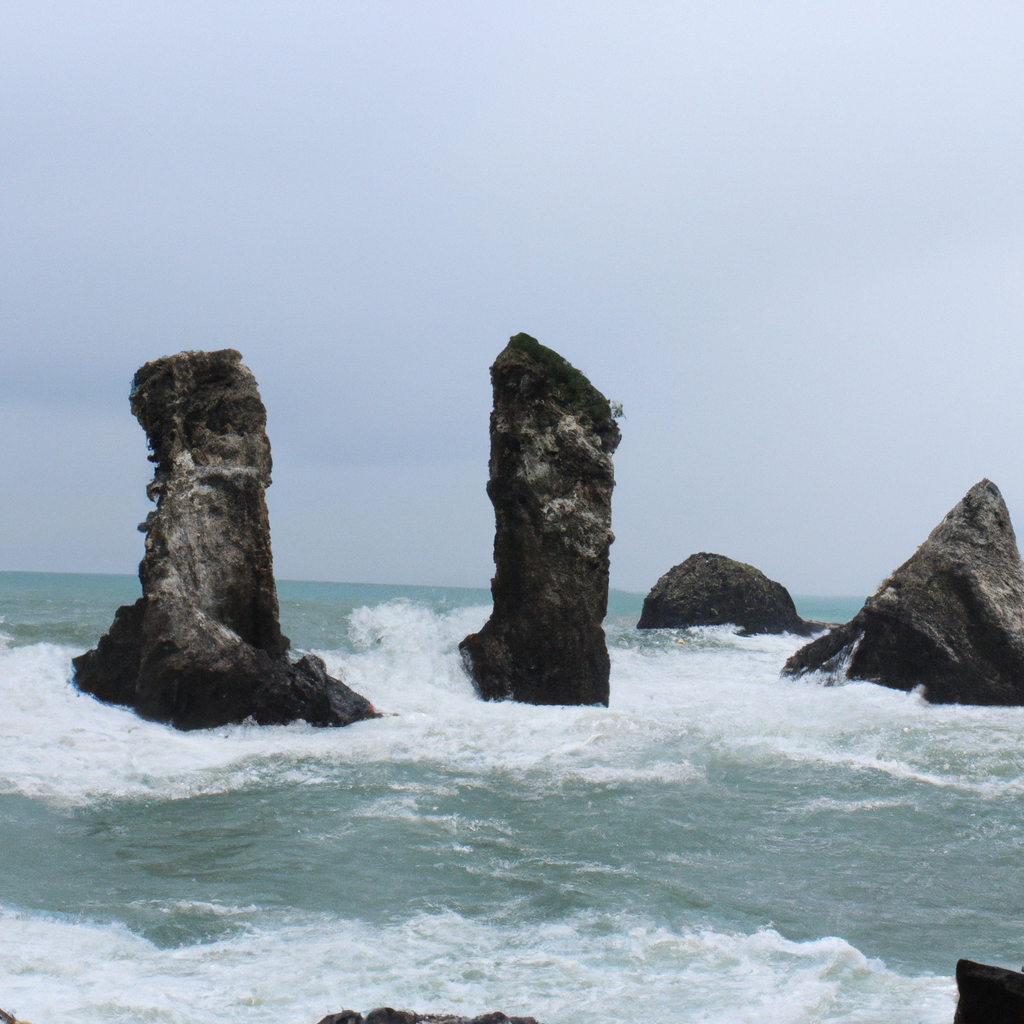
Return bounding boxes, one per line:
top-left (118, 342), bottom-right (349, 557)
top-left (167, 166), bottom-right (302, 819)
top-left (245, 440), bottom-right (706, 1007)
top-left (783, 478), bottom-right (1024, 704)
top-left (928, 478), bottom-right (1016, 550)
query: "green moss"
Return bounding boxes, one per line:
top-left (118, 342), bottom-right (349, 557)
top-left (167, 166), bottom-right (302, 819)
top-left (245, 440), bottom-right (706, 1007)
top-left (507, 333), bottom-right (611, 423)
top-left (722, 557), bottom-right (759, 576)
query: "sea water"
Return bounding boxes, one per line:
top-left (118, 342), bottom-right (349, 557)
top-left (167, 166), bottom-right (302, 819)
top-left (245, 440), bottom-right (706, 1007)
top-left (1, 573), bottom-right (1019, 1024)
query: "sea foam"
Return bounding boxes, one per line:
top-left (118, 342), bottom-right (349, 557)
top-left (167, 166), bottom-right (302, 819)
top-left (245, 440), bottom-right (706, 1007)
top-left (0, 903), bottom-right (955, 1024)
top-left (3, 601), bottom-right (1024, 807)
top-left (2, 597), bottom-right (1021, 1023)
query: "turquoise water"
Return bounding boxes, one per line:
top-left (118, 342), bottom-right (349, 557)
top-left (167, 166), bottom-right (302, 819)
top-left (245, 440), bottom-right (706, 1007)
top-left (0, 571), bottom-right (859, 650)
top-left (0, 572), bottom-right (1011, 1023)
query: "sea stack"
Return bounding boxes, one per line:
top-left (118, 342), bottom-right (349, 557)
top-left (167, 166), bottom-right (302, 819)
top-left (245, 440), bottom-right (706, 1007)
top-left (637, 552), bottom-right (829, 635)
top-left (459, 333), bottom-right (621, 705)
top-left (73, 349), bottom-right (378, 730)
top-left (784, 479), bottom-right (1024, 704)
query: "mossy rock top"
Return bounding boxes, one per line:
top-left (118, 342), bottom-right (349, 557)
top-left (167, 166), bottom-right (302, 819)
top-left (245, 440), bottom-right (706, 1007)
top-left (496, 333), bottom-right (614, 428)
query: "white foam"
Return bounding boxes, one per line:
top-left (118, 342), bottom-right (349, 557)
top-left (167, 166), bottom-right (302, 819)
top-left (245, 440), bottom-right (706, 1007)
top-left (3, 602), bottom-right (1024, 807)
top-left (0, 601), bottom-right (994, 1023)
top-left (0, 904), bottom-right (955, 1024)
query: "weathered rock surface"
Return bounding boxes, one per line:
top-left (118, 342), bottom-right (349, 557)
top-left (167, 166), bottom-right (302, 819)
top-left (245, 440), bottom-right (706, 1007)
top-left (953, 959), bottom-right (1024, 1023)
top-left (72, 349), bottom-right (378, 730)
top-left (459, 333), bottom-right (620, 705)
top-left (317, 1009), bottom-right (541, 1024)
top-left (784, 479), bottom-right (1024, 704)
top-left (637, 552), bottom-right (829, 635)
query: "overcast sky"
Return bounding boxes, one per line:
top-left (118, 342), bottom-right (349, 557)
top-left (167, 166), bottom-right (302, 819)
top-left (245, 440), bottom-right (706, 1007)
top-left (3, 1), bottom-right (1024, 595)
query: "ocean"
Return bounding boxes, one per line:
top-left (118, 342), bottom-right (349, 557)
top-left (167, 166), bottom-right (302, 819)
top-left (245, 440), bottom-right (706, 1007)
top-left (0, 572), bottom-right (1017, 1023)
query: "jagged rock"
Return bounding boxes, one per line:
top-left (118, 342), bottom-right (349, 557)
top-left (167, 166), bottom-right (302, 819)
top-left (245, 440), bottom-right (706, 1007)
top-left (459, 333), bottom-right (620, 705)
top-left (953, 959), bottom-right (1024, 1023)
top-left (637, 552), bottom-right (829, 635)
top-left (783, 479), bottom-right (1024, 704)
top-left (316, 1010), bottom-right (542, 1024)
top-left (72, 349), bottom-right (378, 730)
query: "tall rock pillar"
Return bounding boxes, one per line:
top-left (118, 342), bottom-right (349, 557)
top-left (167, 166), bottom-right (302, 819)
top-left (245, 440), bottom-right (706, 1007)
top-left (73, 349), bottom-right (377, 730)
top-left (460, 333), bottom-right (621, 705)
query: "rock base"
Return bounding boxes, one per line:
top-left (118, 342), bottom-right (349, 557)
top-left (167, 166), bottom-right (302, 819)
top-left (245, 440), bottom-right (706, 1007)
top-left (74, 597), bottom-right (376, 730)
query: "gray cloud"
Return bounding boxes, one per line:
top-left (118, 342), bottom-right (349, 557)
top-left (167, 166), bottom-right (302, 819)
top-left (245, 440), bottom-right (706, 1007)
top-left (3, 1), bottom-right (1024, 595)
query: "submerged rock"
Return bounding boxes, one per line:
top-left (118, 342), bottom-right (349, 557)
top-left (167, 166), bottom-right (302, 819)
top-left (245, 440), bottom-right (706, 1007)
top-left (459, 333), bottom-right (621, 705)
top-left (73, 349), bottom-right (377, 730)
top-left (317, 1010), bottom-right (541, 1024)
top-left (953, 959), bottom-right (1024, 1023)
top-left (783, 479), bottom-right (1024, 704)
top-left (637, 552), bottom-right (829, 635)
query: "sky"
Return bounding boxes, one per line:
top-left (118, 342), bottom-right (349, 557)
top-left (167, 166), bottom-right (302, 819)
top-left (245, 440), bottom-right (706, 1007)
top-left (2, 1), bottom-right (1024, 596)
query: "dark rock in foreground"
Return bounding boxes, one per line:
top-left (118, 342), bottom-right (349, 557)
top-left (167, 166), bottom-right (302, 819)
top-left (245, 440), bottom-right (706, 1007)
top-left (318, 1010), bottom-right (541, 1024)
top-left (637, 552), bottom-right (829, 635)
top-left (460, 333), bottom-right (621, 705)
top-left (73, 349), bottom-right (378, 730)
top-left (784, 479), bottom-right (1024, 704)
top-left (953, 959), bottom-right (1024, 1023)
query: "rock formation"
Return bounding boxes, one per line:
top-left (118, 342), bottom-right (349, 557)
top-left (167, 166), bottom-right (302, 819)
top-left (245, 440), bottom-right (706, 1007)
top-left (637, 552), bottom-right (829, 635)
top-left (317, 1010), bottom-right (541, 1024)
top-left (459, 333), bottom-right (620, 705)
top-left (72, 349), bottom-right (377, 730)
top-left (953, 959), bottom-right (1024, 1023)
top-left (784, 479), bottom-right (1024, 704)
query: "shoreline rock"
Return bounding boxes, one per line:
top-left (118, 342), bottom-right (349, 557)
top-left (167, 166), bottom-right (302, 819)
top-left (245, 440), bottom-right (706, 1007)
top-left (317, 1011), bottom-right (541, 1024)
top-left (637, 552), bottom-right (830, 635)
top-left (954, 958), bottom-right (1024, 1023)
top-left (783, 479), bottom-right (1024, 704)
top-left (459, 333), bottom-right (620, 705)
top-left (73, 349), bottom-right (378, 730)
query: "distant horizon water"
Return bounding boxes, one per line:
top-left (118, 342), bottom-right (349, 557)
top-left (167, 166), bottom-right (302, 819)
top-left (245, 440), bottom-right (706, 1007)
top-left (0, 569), bottom-right (865, 645)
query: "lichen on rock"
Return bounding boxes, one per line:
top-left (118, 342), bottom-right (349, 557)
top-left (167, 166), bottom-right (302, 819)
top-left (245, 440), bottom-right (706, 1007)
top-left (459, 333), bottom-right (620, 706)
top-left (637, 552), bottom-right (828, 635)
top-left (72, 348), bottom-right (378, 730)
top-left (784, 479), bottom-right (1024, 704)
